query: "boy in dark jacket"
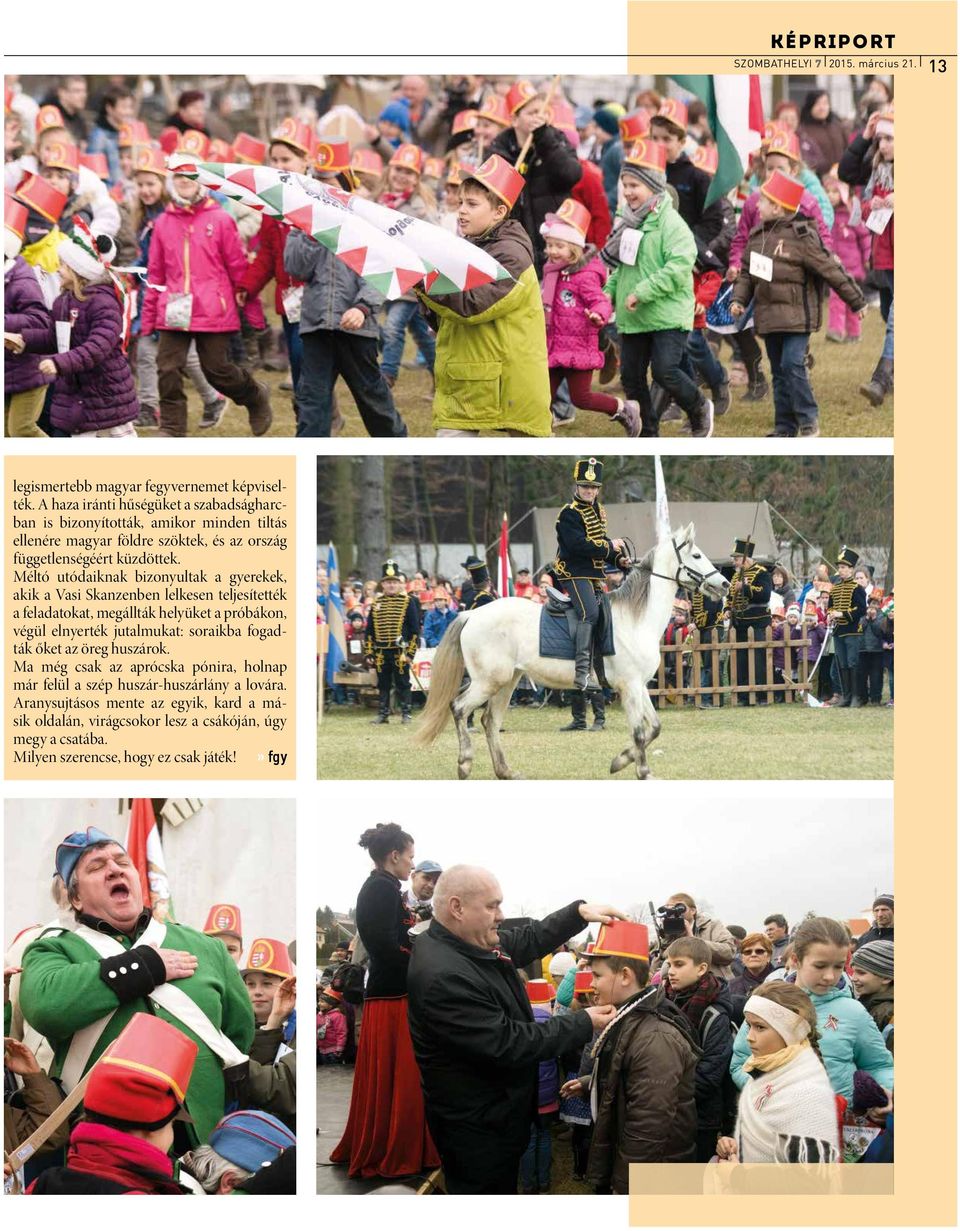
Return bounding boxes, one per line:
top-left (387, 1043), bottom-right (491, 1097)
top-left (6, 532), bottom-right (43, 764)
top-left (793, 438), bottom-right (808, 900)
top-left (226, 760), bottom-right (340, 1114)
top-left (584, 922), bottom-right (700, 1193)
top-left (731, 170), bottom-right (866, 438)
top-left (662, 935), bottom-right (735, 1160)
top-left (857, 596), bottom-right (889, 704)
top-left (850, 939), bottom-right (894, 1039)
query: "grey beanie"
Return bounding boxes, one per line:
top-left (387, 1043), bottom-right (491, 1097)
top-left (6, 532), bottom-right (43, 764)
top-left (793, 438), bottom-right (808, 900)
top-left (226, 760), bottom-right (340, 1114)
top-left (620, 162), bottom-right (667, 192)
top-left (851, 939), bottom-right (894, 979)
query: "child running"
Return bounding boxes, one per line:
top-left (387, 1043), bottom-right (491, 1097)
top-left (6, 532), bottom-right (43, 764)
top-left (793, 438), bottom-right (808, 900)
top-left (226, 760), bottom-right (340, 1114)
top-left (540, 198), bottom-right (639, 434)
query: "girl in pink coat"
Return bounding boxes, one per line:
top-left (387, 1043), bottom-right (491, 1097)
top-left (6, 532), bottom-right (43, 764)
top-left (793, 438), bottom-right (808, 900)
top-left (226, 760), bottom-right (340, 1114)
top-left (822, 169), bottom-right (872, 343)
top-left (140, 174), bottom-right (273, 436)
top-left (539, 200), bottom-right (640, 435)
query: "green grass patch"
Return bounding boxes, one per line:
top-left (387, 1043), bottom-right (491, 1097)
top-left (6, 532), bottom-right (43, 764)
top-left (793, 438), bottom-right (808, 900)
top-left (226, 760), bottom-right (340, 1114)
top-left (317, 700), bottom-right (892, 780)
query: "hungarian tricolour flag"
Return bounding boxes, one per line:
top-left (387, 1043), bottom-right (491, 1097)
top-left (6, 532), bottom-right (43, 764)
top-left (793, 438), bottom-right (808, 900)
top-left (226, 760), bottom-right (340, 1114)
top-left (127, 798), bottom-right (174, 921)
top-left (497, 513), bottom-right (513, 597)
top-left (325, 543), bottom-right (348, 684)
top-left (671, 75), bottom-right (765, 204)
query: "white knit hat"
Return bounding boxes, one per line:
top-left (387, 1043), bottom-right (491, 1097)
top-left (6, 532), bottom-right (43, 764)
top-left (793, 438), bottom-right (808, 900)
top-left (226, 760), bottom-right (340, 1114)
top-left (57, 226), bottom-right (115, 284)
top-left (743, 994), bottom-right (811, 1044)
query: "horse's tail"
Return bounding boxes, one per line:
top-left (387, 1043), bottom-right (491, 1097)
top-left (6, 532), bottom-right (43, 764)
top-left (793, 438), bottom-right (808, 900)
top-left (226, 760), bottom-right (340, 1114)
top-left (415, 613), bottom-right (469, 745)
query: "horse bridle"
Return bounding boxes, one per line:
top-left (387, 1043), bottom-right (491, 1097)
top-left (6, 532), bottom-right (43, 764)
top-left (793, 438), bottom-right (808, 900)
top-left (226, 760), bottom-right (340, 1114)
top-left (632, 535), bottom-right (728, 594)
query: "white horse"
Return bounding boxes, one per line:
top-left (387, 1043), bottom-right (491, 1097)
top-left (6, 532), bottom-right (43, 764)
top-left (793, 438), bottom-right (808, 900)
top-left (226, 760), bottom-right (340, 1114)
top-left (416, 521), bottom-right (729, 780)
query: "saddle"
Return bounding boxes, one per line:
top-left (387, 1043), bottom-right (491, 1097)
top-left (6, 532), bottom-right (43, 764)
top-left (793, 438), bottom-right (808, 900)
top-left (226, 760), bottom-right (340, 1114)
top-left (539, 590), bottom-right (615, 686)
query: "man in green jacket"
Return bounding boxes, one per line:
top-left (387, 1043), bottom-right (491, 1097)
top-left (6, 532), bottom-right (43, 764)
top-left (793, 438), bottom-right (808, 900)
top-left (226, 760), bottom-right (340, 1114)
top-left (19, 827), bottom-right (255, 1146)
top-left (603, 139), bottom-right (713, 438)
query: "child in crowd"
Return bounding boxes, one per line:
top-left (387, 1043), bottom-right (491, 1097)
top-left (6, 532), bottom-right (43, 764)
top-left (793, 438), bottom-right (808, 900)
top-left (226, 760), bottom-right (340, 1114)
top-left (350, 147), bottom-right (385, 199)
top-left (717, 982), bottom-right (840, 1164)
top-left (771, 603), bottom-right (804, 700)
top-left (438, 163), bottom-right (464, 234)
top-left (284, 149), bottom-right (407, 439)
top-left (419, 154), bottom-right (551, 436)
top-left (540, 198), bottom-right (639, 434)
top-left (4, 195), bottom-right (50, 437)
top-left (317, 988), bottom-right (349, 1064)
top-left (583, 922), bottom-right (700, 1192)
top-left (822, 168), bottom-right (871, 343)
top-left (602, 140), bottom-right (713, 438)
top-left (20, 223), bottom-right (138, 437)
top-left (731, 917), bottom-right (894, 1109)
top-left (377, 143), bottom-right (438, 390)
top-left (662, 936), bottom-right (735, 1161)
top-left (731, 171), bottom-right (866, 438)
top-left (857, 596), bottom-right (889, 704)
top-left (519, 980), bottom-right (560, 1194)
top-left (726, 129), bottom-right (832, 404)
top-left (558, 968), bottom-right (599, 1182)
top-left (849, 940), bottom-right (894, 1036)
top-left (141, 170), bottom-right (273, 437)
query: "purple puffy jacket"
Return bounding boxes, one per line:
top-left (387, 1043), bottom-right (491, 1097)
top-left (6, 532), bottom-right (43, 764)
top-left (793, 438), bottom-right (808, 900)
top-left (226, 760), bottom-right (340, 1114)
top-left (40, 284), bottom-right (138, 433)
top-left (4, 256), bottom-right (51, 394)
top-left (541, 249), bottom-right (613, 370)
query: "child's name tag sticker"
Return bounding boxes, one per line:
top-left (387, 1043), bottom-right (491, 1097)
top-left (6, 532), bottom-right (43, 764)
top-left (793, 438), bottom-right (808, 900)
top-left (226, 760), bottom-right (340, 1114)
top-left (749, 251), bottom-right (773, 281)
top-left (865, 207), bottom-right (892, 235)
top-left (619, 228), bottom-right (641, 265)
top-left (163, 291), bottom-right (193, 330)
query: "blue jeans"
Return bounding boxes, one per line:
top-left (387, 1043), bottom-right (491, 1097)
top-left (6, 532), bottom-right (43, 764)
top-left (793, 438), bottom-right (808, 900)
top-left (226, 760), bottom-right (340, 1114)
top-left (282, 314), bottom-right (303, 391)
top-left (874, 270), bottom-right (894, 362)
top-left (686, 329), bottom-right (725, 389)
top-left (519, 1121), bottom-right (552, 1193)
top-left (763, 332), bottom-right (818, 433)
top-left (380, 298), bottom-right (435, 378)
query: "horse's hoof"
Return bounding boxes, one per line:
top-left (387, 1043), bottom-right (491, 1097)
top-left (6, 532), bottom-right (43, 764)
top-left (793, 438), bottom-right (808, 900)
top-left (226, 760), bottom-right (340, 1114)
top-left (501, 770), bottom-right (524, 781)
top-left (610, 754), bottom-right (629, 774)
top-left (637, 769), bottom-right (653, 781)
top-left (457, 760), bottom-right (473, 781)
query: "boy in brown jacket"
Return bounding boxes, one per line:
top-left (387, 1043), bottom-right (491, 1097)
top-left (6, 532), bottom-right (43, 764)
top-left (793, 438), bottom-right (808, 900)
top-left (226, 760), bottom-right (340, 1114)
top-left (579, 922), bottom-right (700, 1193)
top-left (731, 170), bottom-right (866, 438)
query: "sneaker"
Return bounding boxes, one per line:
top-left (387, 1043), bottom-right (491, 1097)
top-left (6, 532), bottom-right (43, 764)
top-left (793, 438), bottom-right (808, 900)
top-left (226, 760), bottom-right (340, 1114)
top-left (711, 373), bottom-right (731, 417)
top-left (660, 402), bottom-right (683, 422)
top-left (247, 382), bottom-right (273, 436)
top-left (825, 331), bottom-right (845, 343)
top-left (765, 429), bottom-right (796, 437)
top-left (688, 396), bottom-right (714, 438)
top-left (199, 397), bottom-right (227, 429)
top-left (612, 398), bottom-right (640, 437)
top-left (798, 421), bottom-right (820, 438)
top-left (741, 377), bottom-right (769, 402)
top-left (551, 400), bottom-right (576, 429)
top-left (135, 404), bottom-right (159, 428)
top-left (727, 361), bottom-right (748, 387)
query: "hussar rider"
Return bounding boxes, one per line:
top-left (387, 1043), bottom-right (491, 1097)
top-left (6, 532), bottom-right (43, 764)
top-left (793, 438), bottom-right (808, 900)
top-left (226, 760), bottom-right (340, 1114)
top-left (365, 559), bottom-right (421, 725)
top-left (554, 458), bottom-right (630, 690)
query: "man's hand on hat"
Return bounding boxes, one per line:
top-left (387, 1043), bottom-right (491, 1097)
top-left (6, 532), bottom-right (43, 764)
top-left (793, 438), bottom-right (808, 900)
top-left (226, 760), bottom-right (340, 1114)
top-left (266, 976), bottom-right (296, 1030)
top-left (4, 1037), bottom-right (41, 1076)
top-left (578, 903), bottom-right (628, 926)
top-left (154, 947), bottom-right (199, 982)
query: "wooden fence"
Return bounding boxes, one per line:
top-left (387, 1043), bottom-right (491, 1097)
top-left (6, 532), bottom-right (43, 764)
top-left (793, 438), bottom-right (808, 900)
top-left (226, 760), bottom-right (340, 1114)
top-left (649, 628), bottom-right (813, 707)
top-left (318, 627), bottom-right (816, 710)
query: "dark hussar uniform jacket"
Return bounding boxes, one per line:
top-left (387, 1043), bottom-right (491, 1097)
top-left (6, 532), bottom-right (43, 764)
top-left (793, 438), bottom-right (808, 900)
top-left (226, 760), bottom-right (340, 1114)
top-left (554, 499), bottom-right (621, 583)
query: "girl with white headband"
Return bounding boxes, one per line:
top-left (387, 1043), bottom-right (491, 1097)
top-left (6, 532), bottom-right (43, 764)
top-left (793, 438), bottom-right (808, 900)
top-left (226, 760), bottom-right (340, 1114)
top-left (716, 982), bottom-right (839, 1164)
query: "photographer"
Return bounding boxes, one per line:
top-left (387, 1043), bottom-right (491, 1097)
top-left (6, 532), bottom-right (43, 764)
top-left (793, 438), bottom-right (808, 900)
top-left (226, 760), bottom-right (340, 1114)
top-left (404, 859), bottom-right (442, 936)
top-left (417, 75), bottom-right (487, 155)
top-left (657, 893), bottom-right (737, 982)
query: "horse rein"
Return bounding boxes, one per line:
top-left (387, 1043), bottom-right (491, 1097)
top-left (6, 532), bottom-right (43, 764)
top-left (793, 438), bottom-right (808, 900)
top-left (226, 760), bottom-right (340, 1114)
top-left (631, 536), bottom-right (728, 594)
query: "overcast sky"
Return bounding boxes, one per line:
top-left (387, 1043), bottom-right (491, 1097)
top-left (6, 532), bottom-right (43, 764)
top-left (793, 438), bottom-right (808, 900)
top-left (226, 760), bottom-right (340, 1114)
top-left (317, 796), bottom-right (892, 936)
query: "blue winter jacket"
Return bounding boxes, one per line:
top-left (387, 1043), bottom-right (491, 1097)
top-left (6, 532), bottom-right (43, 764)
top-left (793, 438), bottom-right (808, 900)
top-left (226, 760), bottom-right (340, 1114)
top-left (423, 606), bottom-right (458, 648)
top-left (730, 977), bottom-right (894, 1100)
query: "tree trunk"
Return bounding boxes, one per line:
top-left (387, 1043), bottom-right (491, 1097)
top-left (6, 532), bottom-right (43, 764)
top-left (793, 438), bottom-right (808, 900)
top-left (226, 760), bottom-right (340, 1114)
top-left (331, 456), bottom-right (355, 575)
top-left (418, 457), bottom-right (441, 576)
top-left (356, 456), bottom-right (387, 581)
top-left (464, 457), bottom-right (477, 552)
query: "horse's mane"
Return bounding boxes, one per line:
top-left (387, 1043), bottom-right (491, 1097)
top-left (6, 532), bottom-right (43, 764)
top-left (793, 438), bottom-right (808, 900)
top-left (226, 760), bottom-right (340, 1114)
top-left (610, 546), bottom-right (655, 615)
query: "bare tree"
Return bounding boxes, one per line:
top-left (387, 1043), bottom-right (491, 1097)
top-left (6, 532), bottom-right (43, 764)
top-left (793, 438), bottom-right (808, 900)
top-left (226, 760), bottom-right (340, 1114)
top-left (356, 457), bottom-right (387, 580)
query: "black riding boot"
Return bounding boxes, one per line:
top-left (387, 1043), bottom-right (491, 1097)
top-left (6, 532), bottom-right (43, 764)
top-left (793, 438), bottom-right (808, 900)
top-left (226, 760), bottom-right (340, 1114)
top-left (573, 623), bottom-right (594, 691)
top-left (560, 692), bottom-right (587, 731)
top-left (590, 692), bottom-right (606, 731)
top-left (371, 689), bottom-right (390, 723)
top-left (836, 668), bottom-right (853, 708)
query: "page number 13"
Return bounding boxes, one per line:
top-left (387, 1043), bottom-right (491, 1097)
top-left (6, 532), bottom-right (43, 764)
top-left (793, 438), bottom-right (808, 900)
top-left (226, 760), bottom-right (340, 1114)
top-left (928, 58), bottom-right (948, 72)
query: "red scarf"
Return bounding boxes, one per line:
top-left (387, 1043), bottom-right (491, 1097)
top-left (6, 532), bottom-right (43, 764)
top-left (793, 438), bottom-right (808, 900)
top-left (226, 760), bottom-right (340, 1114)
top-left (60, 1121), bottom-right (183, 1193)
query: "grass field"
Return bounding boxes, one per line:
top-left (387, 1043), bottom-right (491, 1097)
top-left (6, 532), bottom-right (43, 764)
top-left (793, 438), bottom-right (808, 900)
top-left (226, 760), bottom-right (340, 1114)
top-left (185, 308), bottom-right (892, 439)
top-left (317, 699), bottom-right (892, 780)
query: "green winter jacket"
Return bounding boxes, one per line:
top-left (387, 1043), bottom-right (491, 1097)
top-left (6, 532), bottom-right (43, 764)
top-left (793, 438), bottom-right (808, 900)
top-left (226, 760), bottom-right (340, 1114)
top-left (421, 218), bottom-right (551, 436)
top-left (20, 918), bottom-right (255, 1145)
top-left (605, 198), bottom-right (697, 334)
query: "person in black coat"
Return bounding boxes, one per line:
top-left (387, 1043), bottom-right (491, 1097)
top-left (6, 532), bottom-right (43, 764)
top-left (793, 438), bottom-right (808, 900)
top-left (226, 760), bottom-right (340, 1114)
top-left (853, 894), bottom-right (894, 950)
top-left (489, 81), bottom-right (583, 274)
top-left (407, 866), bottom-right (623, 1194)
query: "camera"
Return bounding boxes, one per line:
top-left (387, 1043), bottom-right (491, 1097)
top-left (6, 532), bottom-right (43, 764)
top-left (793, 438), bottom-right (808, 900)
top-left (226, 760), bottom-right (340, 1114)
top-left (655, 902), bottom-right (688, 940)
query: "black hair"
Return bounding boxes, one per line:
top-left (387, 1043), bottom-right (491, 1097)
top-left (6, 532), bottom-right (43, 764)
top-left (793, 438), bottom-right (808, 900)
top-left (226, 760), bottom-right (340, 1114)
top-left (763, 913), bottom-right (788, 930)
top-left (727, 925), bottom-right (747, 941)
top-left (800, 89), bottom-right (836, 125)
top-left (359, 822), bottom-right (413, 866)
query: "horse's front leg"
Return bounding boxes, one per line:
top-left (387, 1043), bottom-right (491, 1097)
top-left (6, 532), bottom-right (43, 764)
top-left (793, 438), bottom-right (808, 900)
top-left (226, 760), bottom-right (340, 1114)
top-left (482, 677), bottom-right (522, 780)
